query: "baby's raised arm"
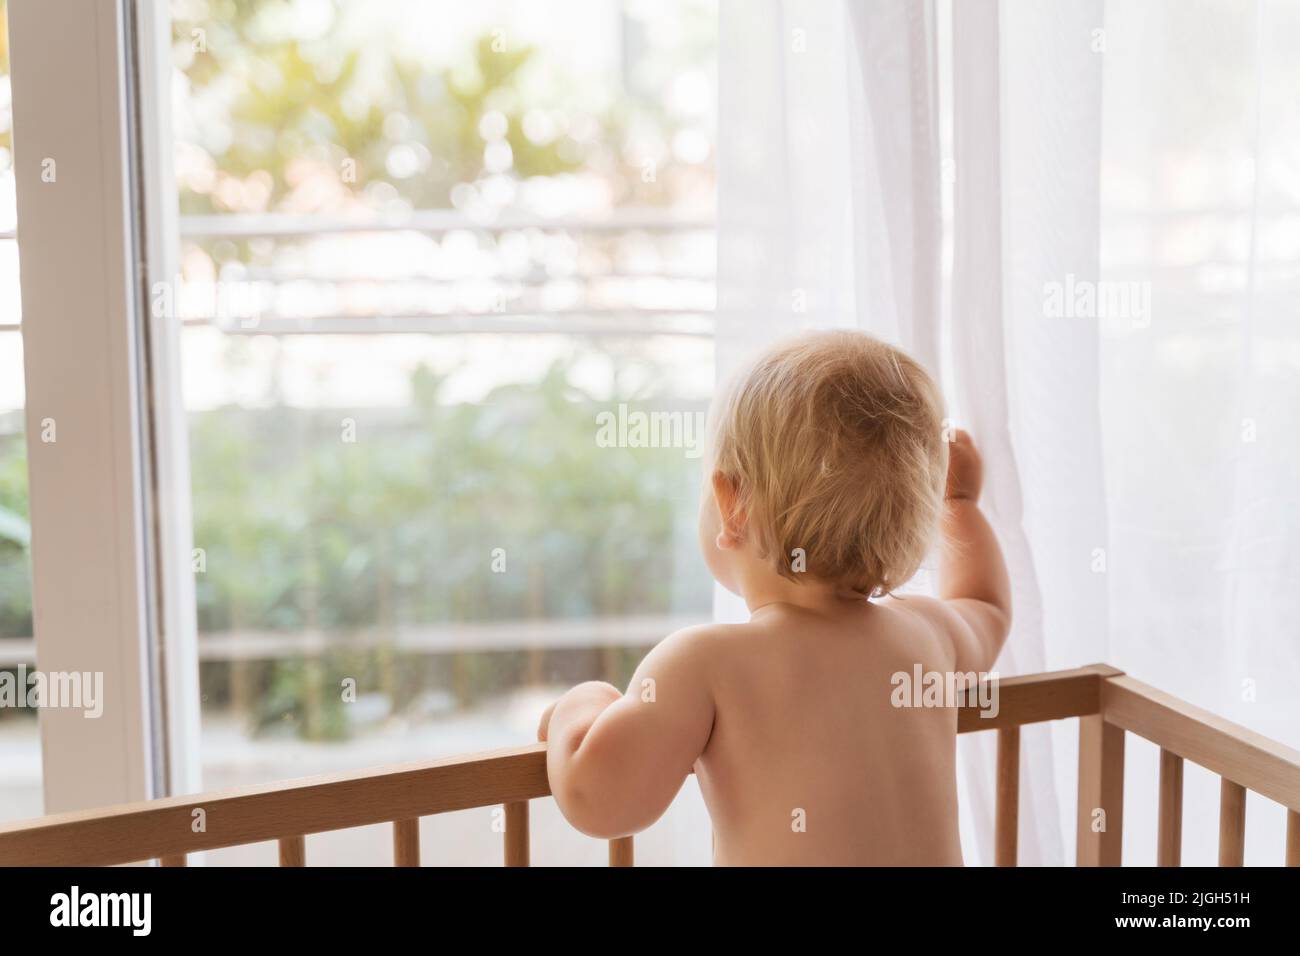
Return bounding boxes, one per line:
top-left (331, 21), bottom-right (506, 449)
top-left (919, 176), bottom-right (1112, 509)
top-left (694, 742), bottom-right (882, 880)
top-left (932, 429), bottom-right (1012, 673)
top-left (538, 626), bottom-right (716, 839)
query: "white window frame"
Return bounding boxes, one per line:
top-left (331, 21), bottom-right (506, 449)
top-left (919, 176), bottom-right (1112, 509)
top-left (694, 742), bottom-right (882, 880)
top-left (9, 0), bottom-right (198, 812)
top-left (130, 0), bottom-right (203, 801)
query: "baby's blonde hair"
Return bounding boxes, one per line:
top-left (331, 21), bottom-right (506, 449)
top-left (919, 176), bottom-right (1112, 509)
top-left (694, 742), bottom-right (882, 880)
top-left (709, 330), bottom-right (948, 597)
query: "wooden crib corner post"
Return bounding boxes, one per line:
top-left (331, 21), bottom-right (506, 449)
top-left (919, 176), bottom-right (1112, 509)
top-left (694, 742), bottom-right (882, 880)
top-left (1076, 713), bottom-right (1125, 866)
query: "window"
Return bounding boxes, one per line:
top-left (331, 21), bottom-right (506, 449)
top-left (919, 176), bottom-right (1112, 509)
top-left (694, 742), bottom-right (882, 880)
top-left (0, 0), bottom-right (42, 824)
top-left (162, 0), bottom-right (717, 864)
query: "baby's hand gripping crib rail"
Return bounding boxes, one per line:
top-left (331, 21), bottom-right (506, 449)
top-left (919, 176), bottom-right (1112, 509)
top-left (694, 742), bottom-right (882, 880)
top-left (1, 664), bottom-right (1297, 866)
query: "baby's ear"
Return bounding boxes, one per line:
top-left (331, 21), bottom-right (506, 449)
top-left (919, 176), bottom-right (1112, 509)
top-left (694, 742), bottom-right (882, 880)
top-left (710, 470), bottom-right (746, 547)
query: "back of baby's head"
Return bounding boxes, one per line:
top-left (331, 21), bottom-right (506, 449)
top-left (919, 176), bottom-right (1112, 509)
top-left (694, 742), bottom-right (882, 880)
top-left (710, 330), bottom-right (948, 597)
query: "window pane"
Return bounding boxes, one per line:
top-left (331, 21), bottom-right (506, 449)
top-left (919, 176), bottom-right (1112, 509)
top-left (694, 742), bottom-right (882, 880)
top-left (167, 0), bottom-right (716, 863)
top-left (0, 0), bottom-right (43, 823)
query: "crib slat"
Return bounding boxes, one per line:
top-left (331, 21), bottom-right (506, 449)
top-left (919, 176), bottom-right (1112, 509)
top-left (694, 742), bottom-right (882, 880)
top-left (393, 818), bottom-right (420, 867)
top-left (995, 726), bottom-right (1020, 866)
top-left (159, 854), bottom-right (187, 867)
top-left (1076, 715), bottom-right (1125, 866)
top-left (1157, 749), bottom-right (1183, 866)
top-left (279, 835), bottom-right (306, 867)
top-left (1217, 779), bottom-right (1246, 867)
top-left (1287, 810), bottom-right (1300, 866)
top-left (504, 801), bottom-right (530, 866)
top-left (608, 836), bottom-right (633, 867)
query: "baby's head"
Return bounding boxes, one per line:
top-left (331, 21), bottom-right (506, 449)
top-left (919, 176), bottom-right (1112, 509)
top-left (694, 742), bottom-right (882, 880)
top-left (700, 330), bottom-right (947, 600)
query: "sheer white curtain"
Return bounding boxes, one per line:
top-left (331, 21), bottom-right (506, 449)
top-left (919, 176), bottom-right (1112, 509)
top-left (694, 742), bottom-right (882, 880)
top-left (717, 0), bottom-right (1300, 865)
top-left (716, 0), bottom-right (1068, 865)
top-left (716, 0), bottom-right (940, 373)
top-left (993, 0), bottom-right (1108, 865)
top-left (1002, 0), bottom-right (1300, 866)
top-left (1091, 0), bottom-right (1300, 865)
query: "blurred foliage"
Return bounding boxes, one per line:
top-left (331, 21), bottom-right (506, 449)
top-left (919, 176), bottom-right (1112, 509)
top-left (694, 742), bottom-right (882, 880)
top-left (186, 358), bottom-right (708, 738)
top-left (189, 360), bottom-right (706, 637)
top-left (0, 422), bottom-right (30, 638)
top-left (0, 0), bottom-right (716, 740)
top-left (169, 0), bottom-right (710, 216)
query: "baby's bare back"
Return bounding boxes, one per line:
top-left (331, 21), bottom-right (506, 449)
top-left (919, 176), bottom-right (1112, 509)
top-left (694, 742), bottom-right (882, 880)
top-left (695, 601), bottom-right (964, 866)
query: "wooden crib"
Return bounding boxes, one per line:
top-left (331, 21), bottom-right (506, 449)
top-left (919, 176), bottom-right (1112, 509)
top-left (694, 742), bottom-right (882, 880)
top-left (1, 664), bottom-right (1297, 867)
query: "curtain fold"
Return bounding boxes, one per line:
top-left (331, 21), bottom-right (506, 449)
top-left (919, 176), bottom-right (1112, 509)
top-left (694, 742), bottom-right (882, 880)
top-left (716, 0), bottom-right (940, 370)
top-left (958, 0), bottom-right (1109, 868)
top-left (997, 0), bottom-right (1108, 681)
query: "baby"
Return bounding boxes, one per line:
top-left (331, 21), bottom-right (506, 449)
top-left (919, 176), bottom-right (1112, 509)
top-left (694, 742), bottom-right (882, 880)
top-left (538, 330), bottom-right (1011, 865)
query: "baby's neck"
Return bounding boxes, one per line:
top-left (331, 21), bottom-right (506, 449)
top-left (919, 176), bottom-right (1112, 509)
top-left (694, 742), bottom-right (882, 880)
top-left (739, 573), bottom-right (870, 617)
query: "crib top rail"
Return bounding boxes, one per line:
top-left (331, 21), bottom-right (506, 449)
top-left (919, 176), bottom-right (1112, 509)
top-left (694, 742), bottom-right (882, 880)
top-left (0, 663), bottom-right (1297, 867)
top-left (0, 744), bottom-right (549, 866)
top-left (953, 663), bottom-right (1119, 732)
top-left (1103, 674), bottom-right (1300, 810)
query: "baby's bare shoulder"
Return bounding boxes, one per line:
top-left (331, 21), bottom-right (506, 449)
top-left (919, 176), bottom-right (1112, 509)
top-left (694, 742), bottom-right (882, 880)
top-left (658, 620), bottom-right (755, 656)
top-left (633, 621), bottom-right (753, 693)
top-left (878, 594), bottom-right (964, 662)
top-left (880, 592), bottom-right (947, 621)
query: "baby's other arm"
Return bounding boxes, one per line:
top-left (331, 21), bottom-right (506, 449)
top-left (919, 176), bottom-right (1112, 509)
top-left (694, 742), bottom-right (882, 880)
top-left (538, 625), bottom-right (717, 839)
top-left (890, 430), bottom-right (1011, 673)
top-left (932, 429), bottom-right (1012, 673)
